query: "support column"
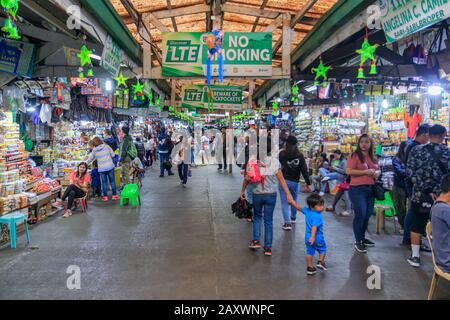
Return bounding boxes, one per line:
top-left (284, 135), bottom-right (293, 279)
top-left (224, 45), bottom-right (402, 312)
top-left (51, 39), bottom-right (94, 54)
top-left (228, 111), bottom-right (233, 174)
top-left (141, 27), bottom-right (152, 79)
top-left (282, 13), bottom-right (291, 78)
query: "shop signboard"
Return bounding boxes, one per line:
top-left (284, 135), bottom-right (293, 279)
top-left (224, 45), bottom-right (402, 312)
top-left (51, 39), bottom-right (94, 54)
top-left (162, 32), bottom-right (272, 77)
top-left (101, 35), bottom-right (123, 76)
top-left (378, 0), bottom-right (450, 43)
top-left (0, 37), bottom-right (35, 78)
top-left (182, 85), bottom-right (243, 111)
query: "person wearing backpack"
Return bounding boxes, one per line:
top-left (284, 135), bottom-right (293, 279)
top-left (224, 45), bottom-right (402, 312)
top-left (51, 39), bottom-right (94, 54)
top-left (119, 126), bottom-right (136, 186)
top-left (240, 143), bottom-right (299, 257)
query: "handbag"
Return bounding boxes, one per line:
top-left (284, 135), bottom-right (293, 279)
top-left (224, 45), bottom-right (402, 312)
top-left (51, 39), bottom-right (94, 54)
top-left (163, 159), bottom-right (173, 170)
top-left (373, 179), bottom-right (385, 201)
top-left (338, 179), bottom-right (350, 191)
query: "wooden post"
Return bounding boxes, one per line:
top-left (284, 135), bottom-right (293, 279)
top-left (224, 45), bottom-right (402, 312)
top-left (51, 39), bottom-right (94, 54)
top-left (171, 79), bottom-right (176, 107)
top-left (282, 13), bottom-right (291, 78)
top-left (141, 27), bottom-right (152, 79)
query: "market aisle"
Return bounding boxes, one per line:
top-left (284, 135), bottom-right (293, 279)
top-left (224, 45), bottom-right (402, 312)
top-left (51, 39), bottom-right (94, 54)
top-left (0, 166), bottom-right (449, 300)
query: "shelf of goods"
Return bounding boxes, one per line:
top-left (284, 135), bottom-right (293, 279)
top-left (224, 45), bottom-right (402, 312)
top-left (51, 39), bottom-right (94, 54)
top-left (339, 118), bottom-right (366, 156)
top-left (131, 126), bottom-right (144, 139)
top-left (55, 144), bottom-right (87, 162)
top-left (431, 93), bottom-right (449, 128)
top-left (380, 107), bottom-right (406, 156)
top-left (320, 115), bottom-right (339, 143)
top-left (378, 156), bottom-right (394, 191)
top-left (294, 110), bottom-right (312, 154)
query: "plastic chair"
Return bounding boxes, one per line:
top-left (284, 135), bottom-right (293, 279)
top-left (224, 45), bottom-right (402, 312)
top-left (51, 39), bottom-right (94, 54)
top-left (0, 212), bottom-right (30, 249)
top-left (426, 222), bottom-right (450, 300)
top-left (120, 184), bottom-right (141, 208)
top-left (374, 191), bottom-right (397, 234)
top-left (73, 195), bottom-right (88, 213)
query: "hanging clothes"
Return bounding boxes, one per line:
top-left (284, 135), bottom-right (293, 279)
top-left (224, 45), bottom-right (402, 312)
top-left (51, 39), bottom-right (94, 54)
top-left (404, 107), bottom-right (422, 139)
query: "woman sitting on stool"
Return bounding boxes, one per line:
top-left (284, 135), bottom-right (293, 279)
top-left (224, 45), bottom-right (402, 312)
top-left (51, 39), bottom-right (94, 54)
top-left (62, 162), bottom-right (91, 218)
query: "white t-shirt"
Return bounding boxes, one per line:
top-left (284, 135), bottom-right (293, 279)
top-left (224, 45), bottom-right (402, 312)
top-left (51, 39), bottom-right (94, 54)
top-left (201, 136), bottom-right (209, 149)
top-left (146, 138), bottom-right (155, 150)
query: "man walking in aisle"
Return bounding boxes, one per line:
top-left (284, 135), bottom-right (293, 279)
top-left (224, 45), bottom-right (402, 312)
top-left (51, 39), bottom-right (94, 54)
top-left (406, 124), bottom-right (450, 268)
top-left (158, 127), bottom-right (174, 178)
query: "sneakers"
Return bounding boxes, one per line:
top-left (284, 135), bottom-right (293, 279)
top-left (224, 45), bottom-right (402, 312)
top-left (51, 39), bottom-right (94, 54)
top-left (307, 266), bottom-right (317, 275)
top-left (316, 261), bottom-right (328, 271)
top-left (159, 175), bottom-right (164, 178)
top-left (319, 192), bottom-right (325, 196)
top-left (63, 210), bottom-right (72, 218)
top-left (249, 240), bottom-right (262, 249)
top-left (182, 184), bottom-right (187, 188)
top-left (340, 211), bottom-right (351, 217)
top-left (282, 223), bottom-right (292, 231)
top-left (326, 206), bottom-right (335, 213)
top-left (322, 176), bottom-right (331, 182)
top-left (112, 195), bottom-right (120, 201)
top-left (101, 196), bottom-right (109, 202)
top-left (407, 256), bottom-right (421, 268)
top-left (290, 218), bottom-right (297, 224)
top-left (354, 241), bottom-right (367, 253)
top-left (362, 238), bottom-right (375, 247)
top-left (263, 247), bottom-right (272, 256)
top-left (420, 243), bottom-right (432, 252)
top-left (168, 173), bottom-right (174, 176)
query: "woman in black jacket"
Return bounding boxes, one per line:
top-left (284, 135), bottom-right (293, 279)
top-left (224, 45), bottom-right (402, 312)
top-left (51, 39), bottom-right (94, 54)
top-left (279, 135), bottom-right (312, 230)
top-left (392, 141), bottom-right (408, 229)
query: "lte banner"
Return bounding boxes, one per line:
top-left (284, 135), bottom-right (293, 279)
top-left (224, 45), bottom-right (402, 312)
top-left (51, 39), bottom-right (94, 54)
top-left (162, 32), bottom-right (273, 77)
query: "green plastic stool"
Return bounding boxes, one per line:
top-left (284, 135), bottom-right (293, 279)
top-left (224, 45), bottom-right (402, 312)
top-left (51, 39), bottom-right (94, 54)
top-left (375, 191), bottom-right (397, 217)
top-left (120, 184), bottom-right (141, 208)
top-left (374, 191), bottom-right (398, 234)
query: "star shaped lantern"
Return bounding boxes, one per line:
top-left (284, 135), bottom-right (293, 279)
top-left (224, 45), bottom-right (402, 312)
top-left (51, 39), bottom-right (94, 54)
top-left (114, 72), bottom-right (128, 88)
top-left (311, 59), bottom-right (331, 84)
top-left (356, 38), bottom-right (378, 65)
top-left (132, 80), bottom-right (144, 100)
top-left (77, 45), bottom-right (92, 66)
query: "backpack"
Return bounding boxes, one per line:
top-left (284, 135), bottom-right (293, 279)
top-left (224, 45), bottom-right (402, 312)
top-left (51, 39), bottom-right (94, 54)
top-left (246, 159), bottom-right (265, 191)
top-left (128, 141), bottom-right (138, 160)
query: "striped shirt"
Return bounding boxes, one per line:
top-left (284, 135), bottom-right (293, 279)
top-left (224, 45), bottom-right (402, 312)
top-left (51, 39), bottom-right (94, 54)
top-left (88, 144), bottom-right (116, 172)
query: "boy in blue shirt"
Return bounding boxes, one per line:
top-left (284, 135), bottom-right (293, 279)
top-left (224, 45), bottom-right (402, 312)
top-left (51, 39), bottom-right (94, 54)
top-left (296, 193), bottom-right (327, 275)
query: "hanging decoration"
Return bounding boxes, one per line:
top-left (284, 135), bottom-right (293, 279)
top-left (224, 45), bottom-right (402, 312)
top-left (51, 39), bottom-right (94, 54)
top-left (271, 101), bottom-right (279, 116)
top-left (311, 58), bottom-right (331, 86)
top-left (291, 83), bottom-right (299, 104)
top-left (206, 28), bottom-right (224, 86)
top-left (114, 71), bottom-right (129, 96)
top-left (1, 0), bottom-right (20, 40)
top-left (132, 80), bottom-right (144, 101)
top-left (207, 87), bottom-right (214, 113)
top-left (77, 34), bottom-right (95, 78)
top-left (355, 29), bottom-right (379, 79)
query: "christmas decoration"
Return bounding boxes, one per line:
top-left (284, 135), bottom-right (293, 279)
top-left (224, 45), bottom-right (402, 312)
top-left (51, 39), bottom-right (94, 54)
top-left (1, 0), bottom-right (20, 40)
top-left (114, 71), bottom-right (128, 88)
top-left (291, 83), bottom-right (299, 103)
top-left (272, 101), bottom-right (279, 116)
top-left (78, 45), bottom-right (92, 66)
top-left (355, 30), bottom-right (378, 78)
top-left (311, 59), bottom-right (331, 85)
top-left (132, 80), bottom-right (144, 100)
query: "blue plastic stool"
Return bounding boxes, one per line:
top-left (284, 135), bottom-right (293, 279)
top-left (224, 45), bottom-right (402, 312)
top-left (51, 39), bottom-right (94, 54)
top-left (0, 212), bottom-right (30, 249)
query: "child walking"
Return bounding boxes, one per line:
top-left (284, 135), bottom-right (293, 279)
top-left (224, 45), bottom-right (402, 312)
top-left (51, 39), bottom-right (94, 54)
top-left (296, 193), bottom-right (327, 275)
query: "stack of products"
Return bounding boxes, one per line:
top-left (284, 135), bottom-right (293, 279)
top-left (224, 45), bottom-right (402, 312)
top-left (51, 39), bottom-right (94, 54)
top-left (320, 115), bottom-right (339, 142)
top-left (339, 118), bottom-right (365, 155)
top-left (294, 110), bottom-right (313, 153)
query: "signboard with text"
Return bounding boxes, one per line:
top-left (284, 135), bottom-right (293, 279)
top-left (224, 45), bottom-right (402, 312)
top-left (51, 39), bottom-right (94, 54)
top-left (162, 32), bottom-right (272, 77)
top-left (182, 85), bottom-right (243, 111)
top-left (379, 0), bottom-right (450, 43)
top-left (101, 35), bottom-right (123, 76)
top-left (0, 37), bottom-right (35, 78)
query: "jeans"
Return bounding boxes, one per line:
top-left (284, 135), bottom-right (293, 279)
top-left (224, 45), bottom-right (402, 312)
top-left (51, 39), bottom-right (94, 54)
top-left (191, 148), bottom-right (195, 166)
top-left (403, 203), bottom-right (413, 242)
top-left (146, 150), bottom-right (153, 167)
top-left (320, 172), bottom-right (339, 193)
top-left (349, 185), bottom-right (375, 242)
top-left (62, 185), bottom-right (86, 209)
top-left (159, 152), bottom-right (173, 176)
top-left (246, 184), bottom-right (254, 205)
top-left (252, 193), bottom-right (277, 248)
top-left (100, 169), bottom-right (117, 196)
top-left (178, 163), bottom-right (189, 184)
top-left (279, 179), bottom-right (300, 223)
top-left (391, 186), bottom-right (407, 227)
top-left (332, 189), bottom-right (352, 213)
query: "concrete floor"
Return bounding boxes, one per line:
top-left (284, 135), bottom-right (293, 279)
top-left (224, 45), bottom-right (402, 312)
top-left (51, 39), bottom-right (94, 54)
top-left (0, 165), bottom-right (449, 300)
